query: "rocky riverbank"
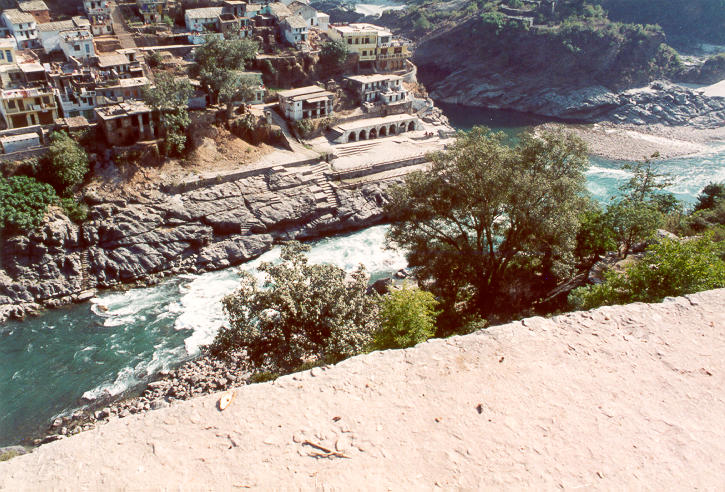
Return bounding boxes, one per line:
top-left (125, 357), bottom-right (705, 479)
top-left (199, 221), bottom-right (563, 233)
top-left (0, 161), bottom-right (409, 323)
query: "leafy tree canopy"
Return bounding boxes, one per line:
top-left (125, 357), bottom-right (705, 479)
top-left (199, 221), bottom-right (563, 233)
top-left (143, 73), bottom-right (194, 155)
top-left (207, 242), bottom-right (378, 373)
top-left (193, 36), bottom-right (258, 103)
top-left (319, 39), bottom-right (349, 75)
top-left (42, 131), bottom-right (89, 197)
top-left (570, 234), bottom-right (725, 309)
top-left (370, 285), bottom-right (439, 351)
top-left (0, 175), bottom-right (57, 232)
top-left (385, 127), bottom-right (590, 320)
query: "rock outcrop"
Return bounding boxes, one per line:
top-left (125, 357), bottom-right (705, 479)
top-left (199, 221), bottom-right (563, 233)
top-left (0, 162), bottom-right (402, 322)
top-left (414, 17), bottom-right (725, 128)
top-left (1, 289), bottom-right (723, 489)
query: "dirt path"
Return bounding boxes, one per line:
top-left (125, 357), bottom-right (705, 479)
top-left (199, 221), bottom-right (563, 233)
top-left (1, 289), bottom-right (724, 490)
top-left (109, 0), bottom-right (137, 50)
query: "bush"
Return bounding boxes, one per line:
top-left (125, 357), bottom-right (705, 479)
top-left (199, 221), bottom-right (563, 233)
top-left (60, 198), bottom-right (89, 224)
top-left (369, 285), bottom-right (439, 351)
top-left (43, 131), bottom-right (89, 196)
top-left (207, 242), bottom-right (379, 373)
top-left (0, 175), bottom-right (58, 232)
top-left (569, 235), bottom-right (725, 310)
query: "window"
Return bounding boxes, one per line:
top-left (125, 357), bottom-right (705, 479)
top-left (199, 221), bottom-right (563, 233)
top-left (74, 44), bottom-right (81, 51)
top-left (5, 50), bottom-right (11, 62)
top-left (86, 44), bottom-right (90, 53)
top-left (42, 96), bottom-right (50, 104)
top-left (347, 38), bottom-right (352, 44)
top-left (7, 100), bottom-right (15, 109)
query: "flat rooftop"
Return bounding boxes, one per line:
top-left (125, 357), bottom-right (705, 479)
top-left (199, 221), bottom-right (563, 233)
top-left (95, 100), bottom-right (152, 119)
top-left (335, 113), bottom-right (416, 132)
top-left (346, 74), bottom-right (402, 84)
top-left (277, 85), bottom-right (333, 101)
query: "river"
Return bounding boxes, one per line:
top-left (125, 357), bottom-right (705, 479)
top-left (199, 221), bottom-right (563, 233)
top-left (1, 105), bottom-right (723, 447)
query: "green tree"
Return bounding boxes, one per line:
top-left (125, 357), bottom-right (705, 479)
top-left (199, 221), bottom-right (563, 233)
top-left (318, 39), bottom-right (348, 75)
top-left (143, 72), bottom-right (193, 156)
top-left (0, 175), bottom-right (58, 232)
top-left (694, 182), bottom-right (725, 212)
top-left (569, 234), bottom-right (725, 309)
top-left (207, 242), bottom-right (379, 373)
top-left (43, 131), bottom-right (89, 196)
top-left (193, 36), bottom-right (258, 105)
top-left (606, 200), bottom-right (663, 257)
top-left (385, 127), bottom-right (590, 321)
top-left (218, 70), bottom-right (259, 120)
top-left (574, 201), bottom-right (617, 269)
top-left (370, 285), bottom-right (439, 351)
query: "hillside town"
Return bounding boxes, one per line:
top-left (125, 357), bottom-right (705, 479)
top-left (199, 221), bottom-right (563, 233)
top-left (0, 0), bottom-right (450, 171)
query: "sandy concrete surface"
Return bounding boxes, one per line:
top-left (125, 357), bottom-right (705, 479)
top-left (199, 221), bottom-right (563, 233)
top-left (2, 290), bottom-right (724, 490)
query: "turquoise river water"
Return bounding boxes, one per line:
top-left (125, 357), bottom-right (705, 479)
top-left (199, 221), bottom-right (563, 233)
top-left (1, 105), bottom-right (723, 446)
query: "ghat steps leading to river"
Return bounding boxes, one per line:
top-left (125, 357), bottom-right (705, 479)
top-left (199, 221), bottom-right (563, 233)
top-left (2, 289), bottom-right (723, 489)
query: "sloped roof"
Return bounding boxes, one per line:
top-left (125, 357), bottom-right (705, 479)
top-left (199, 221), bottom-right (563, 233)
top-left (18, 0), bottom-right (48, 12)
top-left (2, 9), bottom-right (36, 24)
top-left (37, 20), bottom-right (75, 32)
top-left (186, 7), bottom-right (223, 19)
top-left (283, 14), bottom-right (307, 29)
top-left (268, 2), bottom-right (292, 20)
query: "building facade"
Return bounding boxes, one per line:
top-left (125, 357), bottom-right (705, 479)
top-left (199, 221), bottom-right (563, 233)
top-left (277, 85), bottom-right (334, 121)
top-left (0, 85), bottom-right (58, 129)
top-left (1, 9), bottom-right (39, 49)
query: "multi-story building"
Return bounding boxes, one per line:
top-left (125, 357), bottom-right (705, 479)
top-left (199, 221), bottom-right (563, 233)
top-left (345, 74), bottom-right (407, 105)
top-left (59, 29), bottom-right (95, 61)
top-left (277, 85), bottom-right (334, 121)
top-left (18, 0), bottom-right (50, 24)
top-left (136, 0), bottom-right (171, 24)
top-left (1, 9), bottom-right (39, 49)
top-left (375, 33), bottom-right (411, 71)
top-left (95, 100), bottom-right (159, 145)
top-left (329, 23), bottom-right (411, 70)
top-left (0, 84), bottom-right (58, 129)
top-left (83, 0), bottom-right (113, 35)
top-left (328, 23), bottom-right (379, 63)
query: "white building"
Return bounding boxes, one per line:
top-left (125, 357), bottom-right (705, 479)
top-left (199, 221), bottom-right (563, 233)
top-left (1, 9), bottom-right (39, 49)
top-left (38, 20), bottom-right (75, 54)
top-left (277, 85), bottom-right (334, 121)
top-left (288, 1), bottom-right (328, 31)
top-left (281, 14), bottom-right (308, 45)
top-left (185, 7), bottom-right (223, 32)
top-left (345, 74), bottom-right (407, 104)
top-left (59, 29), bottom-right (95, 61)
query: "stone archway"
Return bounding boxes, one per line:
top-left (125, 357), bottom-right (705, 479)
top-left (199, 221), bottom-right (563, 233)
top-left (379, 125), bottom-right (387, 137)
top-left (408, 121), bottom-right (416, 132)
top-left (369, 127), bottom-right (377, 139)
top-left (348, 131), bottom-right (357, 142)
top-left (399, 123), bottom-right (407, 133)
top-left (389, 124), bottom-right (396, 135)
top-left (359, 129), bottom-right (367, 140)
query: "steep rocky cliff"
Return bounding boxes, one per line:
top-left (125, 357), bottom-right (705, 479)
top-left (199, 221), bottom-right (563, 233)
top-left (414, 17), bottom-right (725, 127)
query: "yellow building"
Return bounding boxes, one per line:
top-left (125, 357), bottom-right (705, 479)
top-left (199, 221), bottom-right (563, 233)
top-left (328, 23), bottom-right (380, 62)
top-left (0, 85), bottom-right (59, 129)
top-left (328, 23), bottom-right (411, 70)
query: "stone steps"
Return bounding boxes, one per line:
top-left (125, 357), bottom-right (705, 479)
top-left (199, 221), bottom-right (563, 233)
top-left (79, 250), bottom-right (93, 290)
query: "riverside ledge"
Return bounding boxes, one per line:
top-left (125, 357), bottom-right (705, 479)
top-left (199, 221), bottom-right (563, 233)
top-left (2, 289), bottom-right (724, 490)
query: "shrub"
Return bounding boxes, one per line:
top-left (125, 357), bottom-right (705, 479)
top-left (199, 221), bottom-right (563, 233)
top-left (369, 285), bottom-right (439, 351)
top-left (43, 131), bottom-right (89, 196)
top-left (60, 198), bottom-right (89, 224)
top-left (207, 242), bottom-right (379, 373)
top-left (569, 235), bottom-right (725, 310)
top-left (0, 175), bottom-right (58, 232)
